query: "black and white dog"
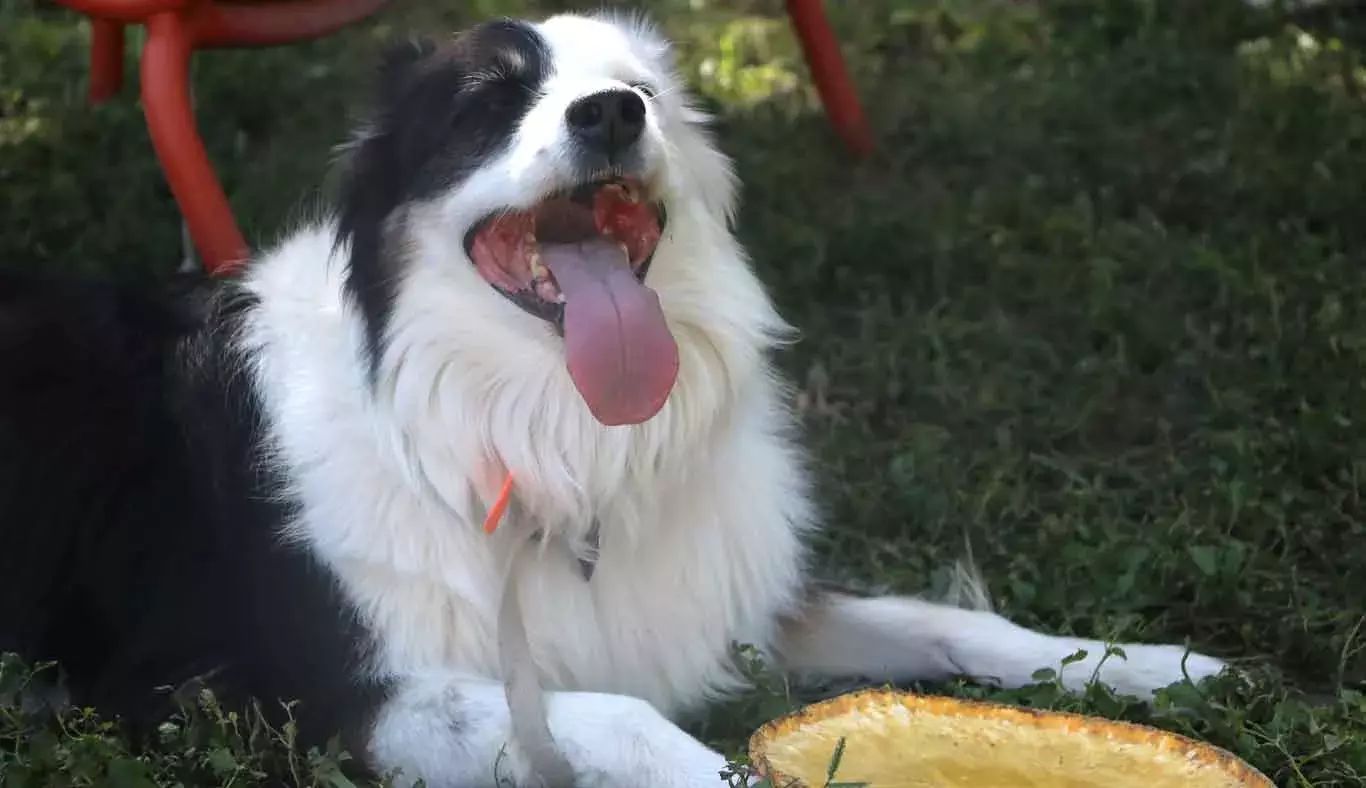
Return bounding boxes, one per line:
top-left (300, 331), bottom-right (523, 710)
top-left (0, 13), bottom-right (1228, 787)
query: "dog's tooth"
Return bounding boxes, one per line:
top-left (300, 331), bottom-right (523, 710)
top-left (528, 249), bottom-right (547, 279)
top-left (535, 279), bottom-right (561, 303)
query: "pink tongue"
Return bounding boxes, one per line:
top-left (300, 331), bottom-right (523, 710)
top-left (540, 240), bottom-right (679, 426)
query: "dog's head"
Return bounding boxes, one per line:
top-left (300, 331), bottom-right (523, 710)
top-left (336, 13), bottom-right (748, 429)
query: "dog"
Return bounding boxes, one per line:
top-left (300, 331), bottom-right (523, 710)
top-left (0, 12), bottom-right (1229, 787)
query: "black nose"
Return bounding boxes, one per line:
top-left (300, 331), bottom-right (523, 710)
top-left (564, 89), bottom-right (646, 159)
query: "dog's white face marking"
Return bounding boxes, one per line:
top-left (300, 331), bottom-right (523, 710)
top-left (438, 14), bottom-right (712, 235)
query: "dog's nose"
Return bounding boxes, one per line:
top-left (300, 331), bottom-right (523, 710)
top-left (565, 89), bottom-right (646, 159)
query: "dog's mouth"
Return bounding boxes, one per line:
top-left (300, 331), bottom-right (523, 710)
top-left (463, 178), bottom-right (679, 426)
top-left (463, 179), bottom-right (666, 321)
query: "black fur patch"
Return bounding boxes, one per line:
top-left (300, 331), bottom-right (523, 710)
top-left (0, 267), bottom-right (389, 775)
top-left (335, 19), bottom-right (554, 373)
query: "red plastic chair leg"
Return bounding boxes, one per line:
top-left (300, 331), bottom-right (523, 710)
top-left (140, 11), bottom-right (249, 274)
top-left (785, 0), bottom-right (874, 157)
top-left (89, 19), bottom-right (125, 104)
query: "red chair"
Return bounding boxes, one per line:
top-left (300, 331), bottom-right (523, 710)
top-left (786, 0), bottom-right (874, 159)
top-left (54, 0), bottom-right (870, 275)
top-left (53, 0), bottom-right (391, 274)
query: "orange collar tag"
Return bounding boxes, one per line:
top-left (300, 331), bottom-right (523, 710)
top-left (483, 473), bottom-right (515, 534)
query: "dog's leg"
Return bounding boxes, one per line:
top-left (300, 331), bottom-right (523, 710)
top-left (367, 674), bottom-right (733, 788)
top-left (776, 583), bottom-right (1227, 699)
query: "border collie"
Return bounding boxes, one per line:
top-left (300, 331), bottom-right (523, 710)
top-left (0, 13), bottom-right (1229, 788)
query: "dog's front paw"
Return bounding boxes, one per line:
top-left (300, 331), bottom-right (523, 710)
top-left (1087, 644), bottom-right (1228, 698)
top-left (546, 693), bottom-right (734, 788)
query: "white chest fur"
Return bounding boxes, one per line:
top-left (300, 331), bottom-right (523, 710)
top-left (240, 225), bottom-right (813, 717)
top-left (326, 433), bottom-right (809, 716)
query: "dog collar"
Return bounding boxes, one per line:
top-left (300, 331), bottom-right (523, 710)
top-left (483, 472), bottom-right (601, 582)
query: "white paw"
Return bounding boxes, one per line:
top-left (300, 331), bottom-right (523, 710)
top-left (550, 694), bottom-right (733, 788)
top-left (1076, 643), bottom-right (1227, 698)
top-left (576, 761), bottom-right (731, 788)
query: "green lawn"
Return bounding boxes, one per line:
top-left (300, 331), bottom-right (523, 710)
top-left (2, 0), bottom-right (1364, 785)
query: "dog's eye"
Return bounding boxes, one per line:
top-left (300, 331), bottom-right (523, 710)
top-left (631, 82), bottom-right (657, 99)
top-left (467, 73), bottom-right (529, 114)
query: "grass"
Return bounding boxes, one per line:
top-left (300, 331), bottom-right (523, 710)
top-left (2, 0), bottom-right (1365, 784)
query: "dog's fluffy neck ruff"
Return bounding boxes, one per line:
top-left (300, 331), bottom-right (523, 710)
top-left (237, 198), bottom-right (811, 713)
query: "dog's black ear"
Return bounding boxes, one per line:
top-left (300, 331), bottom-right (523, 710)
top-left (375, 36), bottom-right (438, 103)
